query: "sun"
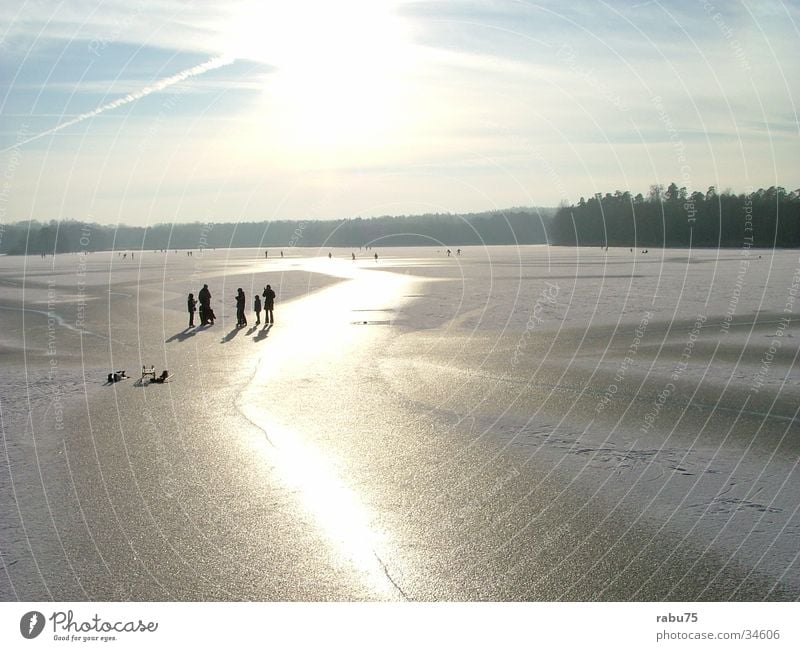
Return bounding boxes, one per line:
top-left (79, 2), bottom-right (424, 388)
top-left (222, 0), bottom-right (416, 151)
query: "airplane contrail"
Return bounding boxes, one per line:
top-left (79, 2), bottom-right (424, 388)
top-left (1, 54), bottom-right (235, 154)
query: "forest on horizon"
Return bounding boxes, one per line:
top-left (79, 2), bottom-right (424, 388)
top-left (550, 183), bottom-right (800, 248)
top-left (0, 208), bottom-right (552, 255)
top-left (2, 184), bottom-right (799, 255)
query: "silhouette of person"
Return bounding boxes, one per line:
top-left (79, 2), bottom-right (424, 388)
top-left (447, 249), bottom-right (451, 256)
top-left (265, 250), bottom-right (268, 258)
top-left (328, 252), bottom-right (332, 259)
top-left (374, 252), bottom-right (378, 262)
top-left (352, 252), bottom-right (355, 261)
top-left (262, 284), bottom-right (276, 324)
top-left (151, 370), bottom-right (170, 383)
top-left (236, 288), bottom-right (247, 327)
top-left (198, 284), bottom-right (212, 325)
top-left (280, 251), bottom-right (283, 258)
top-left (254, 294), bottom-right (262, 325)
top-left (187, 293), bottom-right (197, 327)
top-left (457, 248), bottom-right (461, 255)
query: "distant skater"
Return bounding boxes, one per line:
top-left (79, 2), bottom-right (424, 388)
top-left (280, 251), bottom-right (283, 258)
top-left (236, 288), bottom-right (247, 327)
top-left (352, 252), bottom-right (355, 261)
top-left (328, 252), bottom-right (332, 259)
top-left (254, 294), bottom-right (262, 325)
top-left (265, 250), bottom-right (268, 258)
top-left (187, 293), bottom-right (197, 327)
top-left (374, 252), bottom-right (378, 262)
top-left (262, 284), bottom-right (276, 324)
top-left (198, 283), bottom-right (213, 325)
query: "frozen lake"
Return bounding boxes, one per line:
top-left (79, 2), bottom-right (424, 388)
top-left (1, 244), bottom-right (798, 600)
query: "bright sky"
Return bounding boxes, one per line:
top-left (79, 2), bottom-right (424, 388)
top-left (0, 0), bottom-right (798, 225)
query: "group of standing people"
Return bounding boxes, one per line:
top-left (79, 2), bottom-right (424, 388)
top-left (187, 284), bottom-right (216, 327)
top-left (237, 285), bottom-right (276, 327)
top-left (187, 283), bottom-right (275, 328)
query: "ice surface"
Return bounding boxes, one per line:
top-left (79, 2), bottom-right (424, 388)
top-left (1, 245), bottom-right (797, 600)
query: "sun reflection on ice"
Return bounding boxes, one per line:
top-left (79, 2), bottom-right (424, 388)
top-left (239, 260), bottom-right (417, 597)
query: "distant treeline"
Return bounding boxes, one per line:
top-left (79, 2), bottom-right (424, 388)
top-left (0, 209), bottom-right (553, 255)
top-left (550, 184), bottom-right (800, 248)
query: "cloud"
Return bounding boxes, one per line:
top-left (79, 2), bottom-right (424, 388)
top-left (1, 0), bottom-right (797, 222)
top-left (1, 55), bottom-right (235, 153)
top-left (1, 0), bottom-right (224, 53)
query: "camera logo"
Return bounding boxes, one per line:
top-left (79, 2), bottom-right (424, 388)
top-left (20, 611), bottom-right (45, 639)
